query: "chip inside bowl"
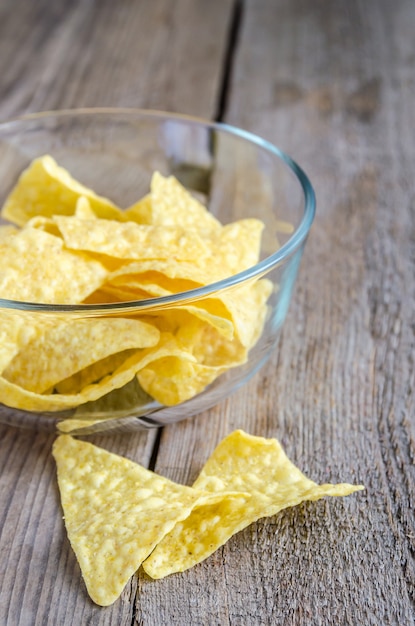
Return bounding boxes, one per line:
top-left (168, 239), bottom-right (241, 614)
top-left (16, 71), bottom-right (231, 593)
top-left (1, 154), bottom-right (122, 225)
top-left (0, 156), bottom-right (274, 414)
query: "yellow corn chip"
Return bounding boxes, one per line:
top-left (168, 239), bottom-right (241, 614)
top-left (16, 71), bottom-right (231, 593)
top-left (109, 270), bottom-right (202, 294)
top-left (0, 228), bottom-right (107, 303)
top-left (0, 311), bottom-right (42, 373)
top-left (143, 430), bottom-right (364, 578)
top-left (218, 279), bottom-right (273, 348)
top-left (53, 435), bottom-right (244, 605)
top-left (59, 377), bottom-right (157, 427)
top-left (85, 284), bottom-right (152, 303)
top-left (0, 224), bottom-right (19, 242)
top-left (137, 355), bottom-right (227, 405)
top-left (101, 279), bottom-right (235, 340)
top-left (55, 350), bottom-right (137, 395)
top-left (108, 259), bottom-right (224, 285)
top-left (210, 218), bottom-right (264, 275)
top-left (136, 329), bottom-right (221, 405)
top-left (106, 271), bottom-right (271, 348)
top-left (173, 315), bottom-right (247, 367)
top-left (151, 172), bottom-right (221, 231)
top-left (109, 216), bottom-right (263, 280)
top-left (74, 196), bottom-right (97, 219)
top-left (1, 155), bottom-right (123, 226)
top-left (3, 317), bottom-right (159, 393)
top-left (124, 194), bottom-right (153, 224)
top-left (53, 215), bottom-right (211, 263)
top-left (0, 158), bottom-right (275, 413)
top-left (107, 259), bottom-right (272, 347)
top-left (0, 332), bottom-right (195, 412)
top-left (150, 279), bottom-right (271, 351)
top-left (26, 215), bottom-right (62, 237)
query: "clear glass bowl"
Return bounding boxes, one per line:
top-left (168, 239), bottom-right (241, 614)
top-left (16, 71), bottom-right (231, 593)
top-left (0, 109), bottom-right (315, 433)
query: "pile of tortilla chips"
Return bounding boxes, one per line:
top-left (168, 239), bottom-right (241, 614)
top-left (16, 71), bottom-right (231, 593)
top-left (0, 155), bottom-right (273, 413)
top-left (52, 430), bottom-right (364, 606)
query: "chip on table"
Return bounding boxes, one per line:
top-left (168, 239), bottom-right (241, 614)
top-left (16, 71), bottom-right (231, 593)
top-left (52, 431), bottom-right (363, 606)
top-left (142, 430), bottom-right (364, 579)
top-left (52, 435), bottom-right (246, 606)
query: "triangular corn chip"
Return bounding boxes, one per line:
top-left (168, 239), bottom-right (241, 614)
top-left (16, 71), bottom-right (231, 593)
top-left (1, 155), bottom-right (122, 225)
top-left (0, 228), bottom-right (107, 303)
top-left (3, 317), bottom-right (159, 393)
top-left (53, 435), bottom-right (243, 606)
top-left (143, 430), bottom-right (364, 578)
top-left (0, 224), bottom-right (19, 242)
top-left (74, 196), bottom-right (97, 219)
top-left (124, 194), bottom-right (153, 224)
top-left (0, 332), bottom-right (196, 412)
top-left (151, 172), bottom-right (221, 231)
top-left (53, 215), bottom-right (211, 263)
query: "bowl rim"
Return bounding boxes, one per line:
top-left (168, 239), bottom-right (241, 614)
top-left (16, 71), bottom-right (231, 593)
top-left (0, 107), bottom-right (316, 314)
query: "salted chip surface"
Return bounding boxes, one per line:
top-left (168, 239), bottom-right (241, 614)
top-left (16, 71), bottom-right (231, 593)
top-left (0, 224), bottom-right (18, 242)
top-left (3, 317), bottom-right (159, 393)
top-left (0, 311), bottom-right (42, 373)
top-left (54, 215), bottom-right (210, 263)
top-left (210, 219), bottom-right (264, 275)
top-left (103, 269), bottom-right (271, 349)
top-left (0, 331), bottom-right (199, 412)
top-left (53, 435), bottom-right (242, 606)
top-left (26, 215), bottom-right (62, 237)
top-left (74, 195), bottom-right (97, 219)
top-left (124, 194), bottom-right (153, 224)
top-left (0, 228), bottom-right (107, 303)
top-left (108, 259), bottom-right (227, 286)
top-left (102, 277), bottom-right (235, 340)
top-left (137, 355), bottom-right (228, 406)
top-left (218, 279), bottom-right (273, 348)
top-left (150, 172), bottom-right (222, 231)
top-left (135, 315), bottom-right (249, 405)
top-left (143, 430), bottom-right (364, 579)
top-left (1, 155), bottom-right (122, 226)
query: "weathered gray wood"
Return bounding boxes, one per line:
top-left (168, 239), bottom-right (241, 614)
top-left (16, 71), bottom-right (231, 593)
top-left (0, 1), bottom-right (235, 624)
top-left (143, 0), bottom-right (415, 625)
top-left (0, 0), bottom-right (233, 119)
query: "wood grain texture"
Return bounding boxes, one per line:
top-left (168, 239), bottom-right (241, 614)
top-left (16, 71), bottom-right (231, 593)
top-left (0, 0), bottom-right (233, 118)
top-left (0, 0), bottom-right (414, 624)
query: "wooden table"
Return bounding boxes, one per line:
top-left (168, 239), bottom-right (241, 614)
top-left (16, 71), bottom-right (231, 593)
top-left (1, 1), bottom-right (414, 624)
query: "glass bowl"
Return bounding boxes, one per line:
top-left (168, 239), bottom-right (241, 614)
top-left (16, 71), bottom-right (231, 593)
top-left (0, 109), bottom-right (315, 434)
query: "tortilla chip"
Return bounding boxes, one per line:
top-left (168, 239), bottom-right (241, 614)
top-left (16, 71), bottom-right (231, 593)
top-left (54, 215), bottom-right (211, 263)
top-left (0, 332), bottom-right (197, 412)
top-left (0, 228), bottom-right (107, 304)
top-left (124, 194), bottom-right (153, 224)
top-left (1, 155), bottom-right (122, 225)
top-left (151, 172), bottom-right (221, 231)
top-left (143, 430), bottom-right (364, 578)
top-left (74, 196), bottom-right (97, 219)
top-left (53, 435), bottom-right (241, 605)
top-left (3, 318), bottom-right (159, 393)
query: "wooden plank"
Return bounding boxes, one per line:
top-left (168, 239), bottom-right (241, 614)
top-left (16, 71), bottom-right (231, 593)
top-left (0, 1), bottom-right (235, 624)
top-left (0, 0), bottom-right (233, 119)
top-left (143, 0), bottom-right (415, 624)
